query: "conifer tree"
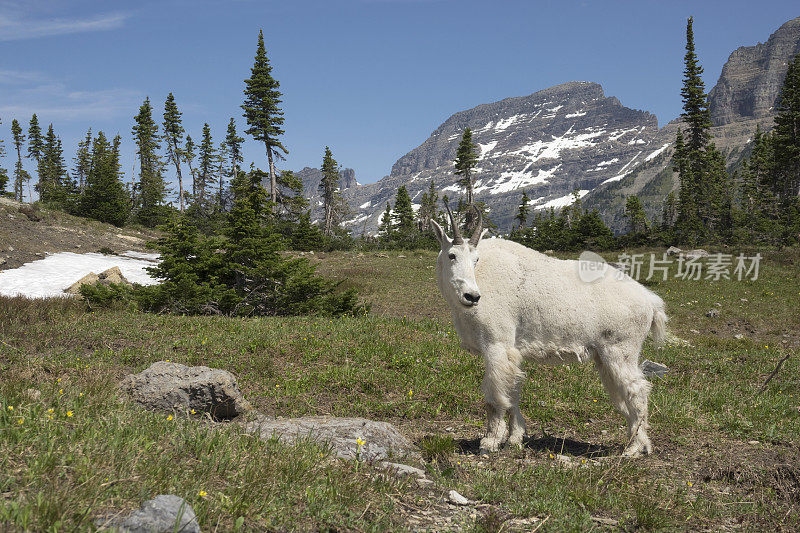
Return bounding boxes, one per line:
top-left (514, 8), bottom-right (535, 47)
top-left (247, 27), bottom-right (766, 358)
top-left (516, 190), bottom-right (530, 228)
top-left (27, 114), bottom-right (43, 166)
top-left (393, 185), bottom-right (415, 234)
top-left (225, 118), bottom-right (244, 191)
top-left (79, 131), bottom-right (129, 226)
top-left (771, 52), bottom-right (800, 202)
top-left (624, 195), bottom-right (649, 235)
top-left (216, 140), bottom-right (229, 210)
top-left (319, 146), bottom-right (342, 236)
top-left (379, 203), bottom-right (394, 240)
top-left (197, 123), bottom-right (216, 207)
top-left (10, 119), bottom-right (29, 202)
top-left (184, 134), bottom-right (198, 199)
top-left (277, 170), bottom-right (309, 220)
top-left (37, 124), bottom-right (68, 205)
top-left (242, 29), bottom-right (287, 205)
top-left (673, 17), bottom-right (731, 243)
top-left (132, 97), bottom-right (166, 225)
top-left (163, 93), bottom-right (186, 212)
top-left (73, 129), bottom-right (92, 193)
top-left (0, 118), bottom-right (8, 194)
top-left (454, 128), bottom-right (478, 205)
top-left (417, 180), bottom-right (439, 231)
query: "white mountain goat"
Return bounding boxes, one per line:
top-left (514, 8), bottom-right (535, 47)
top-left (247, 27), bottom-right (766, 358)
top-left (430, 204), bottom-right (667, 456)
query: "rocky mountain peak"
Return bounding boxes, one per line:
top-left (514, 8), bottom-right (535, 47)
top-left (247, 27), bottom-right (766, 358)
top-left (709, 16), bottom-right (800, 126)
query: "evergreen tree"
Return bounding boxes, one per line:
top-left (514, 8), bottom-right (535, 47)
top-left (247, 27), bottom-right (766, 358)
top-left (673, 17), bottom-right (731, 243)
top-left (277, 169), bottom-right (309, 220)
top-left (197, 123), bottom-right (216, 208)
top-left (319, 146), bottom-right (343, 236)
top-left (515, 190), bottom-right (530, 228)
top-left (79, 132), bottom-right (129, 226)
top-left (132, 97), bottom-right (167, 225)
top-left (454, 128), bottom-right (478, 206)
top-left (417, 180), bottom-right (439, 231)
top-left (10, 119), bottom-right (29, 202)
top-left (184, 134), bottom-right (198, 199)
top-left (225, 118), bottom-right (244, 195)
top-left (27, 114), bottom-right (43, 169)
top-left (661, 190), bottom-right (678, 230)
top-left (680, 17), bottom-right (712, 153)
top-left (291, 210), bottom-right (324, 251)
top-left (73, 129), bottom-right (92, 193)
top-left (379, 203), bottom-right (394, 240)
top-left (0, 118), bottom-right (8, 194)
top-left (242, 29), bottom-right (287, 205)
top-left (216, 140), bottom-right (229, 210)
top-left (623, 195), bottom-right (649, 235)
top-left (393, 185), bottom-right (415, 234)
top-left (163, 92), bottom-right (186, 212)
top-left (771, 52), bottom-right (800, 202)
top-left (36, 124), bottom-right (69, 205)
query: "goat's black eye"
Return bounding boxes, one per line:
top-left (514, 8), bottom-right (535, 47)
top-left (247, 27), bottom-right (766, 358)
top-left (448, 253), bottom-right (456, 260)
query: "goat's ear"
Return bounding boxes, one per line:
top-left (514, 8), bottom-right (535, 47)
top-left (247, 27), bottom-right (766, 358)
top-left (430, 219), bottom-right (449, 247)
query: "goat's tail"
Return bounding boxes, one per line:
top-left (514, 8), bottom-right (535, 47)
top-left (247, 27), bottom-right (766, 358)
top-left (649, 294), bottom-right (668, 348)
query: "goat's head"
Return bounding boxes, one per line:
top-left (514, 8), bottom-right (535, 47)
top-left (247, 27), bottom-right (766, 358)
top-left (430, 201), bottom-right (486, 308)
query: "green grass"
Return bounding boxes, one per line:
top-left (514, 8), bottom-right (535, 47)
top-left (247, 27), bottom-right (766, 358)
top-left (1, 247), bottom-right (799, 530)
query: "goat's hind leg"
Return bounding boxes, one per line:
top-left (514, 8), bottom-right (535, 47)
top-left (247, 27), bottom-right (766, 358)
top-left (595, 344), bottom-right (652, 457)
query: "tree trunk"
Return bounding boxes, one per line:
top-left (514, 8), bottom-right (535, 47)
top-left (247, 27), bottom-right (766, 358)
top-left (267, 144), bottom-right (277, 205)
top-left (171, 146), bottom-right (185, 212)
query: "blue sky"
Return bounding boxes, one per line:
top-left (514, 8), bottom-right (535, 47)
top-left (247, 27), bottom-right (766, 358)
top-left (1, 0), bottom-right (798, 195)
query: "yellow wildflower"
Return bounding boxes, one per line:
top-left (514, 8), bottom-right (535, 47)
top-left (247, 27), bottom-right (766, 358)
top-left (6, 406), bottom-right (12, 411)
top-left (66, 411), bottom-right (74, 417)
top-left (48, 408), bottom-right (54, 414)
top-left (198, 490), bottom-right (207, 497)
top-left (356, 437), bottom-right (366, 447)
top-left (167, 415), bottom-right (173, 421)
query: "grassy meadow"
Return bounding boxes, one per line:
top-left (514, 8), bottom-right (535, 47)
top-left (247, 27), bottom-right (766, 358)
top-left (1, 247), bottom-right (799, 531)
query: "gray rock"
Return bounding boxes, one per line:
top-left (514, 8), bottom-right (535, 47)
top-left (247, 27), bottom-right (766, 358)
top-left (120, 361), bottom-right (251, 419)
top-left (640, 359), bottom-right (670, 378)
top-left (706, 309), bottom-right (720, 318)
top-left (243, 414), bottom-right (416, 461)
top-left (97, 494), bottom-right (200, 533)
top-left (686, 249), bottom-right (710, 259)
top-left (448, 490), bottom-right (471, 505)
top-left (666, 246), bottom-right (682, 256)
top-left (381, 461), bottom-right (426, 478)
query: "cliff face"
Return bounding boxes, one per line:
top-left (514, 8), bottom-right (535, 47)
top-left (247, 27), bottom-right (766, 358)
top-left (709, 17), bottom-right (800, 126)
top-left (300, 17), bottom-right (800, 235)
top-left (336, 82), bottom-right (663, 233)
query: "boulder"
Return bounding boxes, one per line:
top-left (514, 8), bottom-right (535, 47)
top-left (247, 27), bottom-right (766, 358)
top-left (18, 205), bottom-right (41, 222)
top-left (640, 359), bottom-right (670, 378)
top-left (99, 266), bottom-right (129, 285)
top-left (119, 361), bottom-right (251, 420)
top-left (65, 272), bottom-right (100, 295)
top-left (96, 494), bottom-right (200, 533)
top-left (706, 309), bottom-right (720, 318)
top-left (686, 249), bottom-right (710, 259)
top-left (666, 246), bottom-right (682, 256)
top-left (243, 414), bottom-right (416, 461)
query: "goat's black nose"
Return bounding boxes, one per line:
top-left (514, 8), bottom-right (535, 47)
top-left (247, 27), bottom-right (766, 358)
top-left (464, 293), bottom-right (480, 304)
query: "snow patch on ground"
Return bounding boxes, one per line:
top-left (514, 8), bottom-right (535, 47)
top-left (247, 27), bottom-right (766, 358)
top-left (596, 158), bottom-right (619, 168)
top-left (359, 201), bottom-right (371, 209)
top-left (343, 213), bottom-right (370, 227)
top-left (601, 151), bottom-right (642, 184)
top-left (510, 126), bottom-right (606, 164)
top-left (494, 115), bottom-right (520, 132)
top-left (478, 141), bottom-right (498, 159)
top-left (565, 111), bottom-right (587, 118)
top-left (536, 190), bottom-right (590, 209)
top-left (487, 164), bottom-right (562, 194)
top-left (645, 143), bottom-right (671, 162)
top-left (0, 252), bottom-right (160, 299)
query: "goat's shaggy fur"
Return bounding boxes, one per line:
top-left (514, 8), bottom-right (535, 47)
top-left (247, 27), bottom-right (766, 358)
top-left (432, 221), bottom-right (667, 457)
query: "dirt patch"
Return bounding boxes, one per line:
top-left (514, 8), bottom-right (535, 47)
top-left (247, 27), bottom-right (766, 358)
top-left (0, 200), bottom-right (158, 271)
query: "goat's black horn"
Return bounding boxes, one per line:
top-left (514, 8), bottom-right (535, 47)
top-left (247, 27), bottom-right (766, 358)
top-left (443, 199), bottom-right (463, 244)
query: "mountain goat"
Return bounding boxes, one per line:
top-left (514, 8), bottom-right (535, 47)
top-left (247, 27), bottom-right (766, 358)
top-left (430, 204), bottom-right (667, 457)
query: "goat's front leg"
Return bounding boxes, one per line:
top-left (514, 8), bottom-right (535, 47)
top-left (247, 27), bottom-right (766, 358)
top-left (479, 343), bottom-right (521, 454)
